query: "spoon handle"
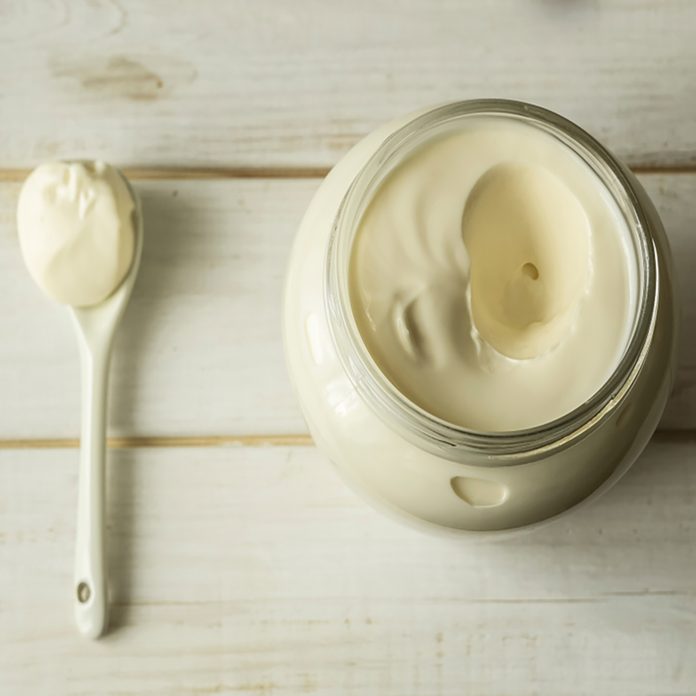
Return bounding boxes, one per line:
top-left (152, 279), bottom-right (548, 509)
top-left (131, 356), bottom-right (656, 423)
top-left (74, 339), bottom-right (111, 638)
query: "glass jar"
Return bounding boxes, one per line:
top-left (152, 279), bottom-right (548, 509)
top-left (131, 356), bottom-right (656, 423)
top-left (283, 100), bottom-right (678, 534)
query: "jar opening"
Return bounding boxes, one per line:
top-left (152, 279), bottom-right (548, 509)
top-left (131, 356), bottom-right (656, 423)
top-left (325, 100), bottom-right (658, 458)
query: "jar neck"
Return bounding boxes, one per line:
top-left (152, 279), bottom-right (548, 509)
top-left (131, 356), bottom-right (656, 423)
top-left (325, 100), bottom-right (659, 461)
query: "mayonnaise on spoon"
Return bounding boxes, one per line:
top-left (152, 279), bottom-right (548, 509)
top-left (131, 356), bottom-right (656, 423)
top-left (18, 161), bottom-right (143, 638)
top-left (18, 161), bottom-right (135, 307)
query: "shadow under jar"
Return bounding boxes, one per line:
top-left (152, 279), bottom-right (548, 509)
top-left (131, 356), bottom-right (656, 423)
top-left (283, 100), bottom-right (678, 534)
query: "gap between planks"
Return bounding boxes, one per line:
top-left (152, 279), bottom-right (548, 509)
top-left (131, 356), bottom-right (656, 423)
top-left (0, 430), bottom-right (693, 451)
top-left (0, 434), bottom-right (314, 450)
top-left (0, 164), bottom-right (696, 182)
top-left (0, 166), bottom-right (330, 182)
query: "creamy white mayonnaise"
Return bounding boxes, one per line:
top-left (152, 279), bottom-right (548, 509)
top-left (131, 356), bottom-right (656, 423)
top-left (350, 117), bottom-right (638, 431)
top-left (17, 161), bottom-right (135, 307)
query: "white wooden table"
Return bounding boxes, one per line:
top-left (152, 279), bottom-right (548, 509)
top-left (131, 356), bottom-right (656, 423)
top-left (1, 2), bottom-right (695, 694)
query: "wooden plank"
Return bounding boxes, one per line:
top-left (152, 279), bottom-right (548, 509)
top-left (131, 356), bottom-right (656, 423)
top-left (1, 173), bottom-right (695, 440)
top-left (1, 440), bottom-right (695, 695)
top-left (0, 178), bottom-right (313, 438)
top-left (1, 1), bottom-right (696, 169)
top-left (642, 175), bottom-right (696, 431)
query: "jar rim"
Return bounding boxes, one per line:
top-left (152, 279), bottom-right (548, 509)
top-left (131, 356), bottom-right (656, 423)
top-left (325, 99), bottom-right (659, 460)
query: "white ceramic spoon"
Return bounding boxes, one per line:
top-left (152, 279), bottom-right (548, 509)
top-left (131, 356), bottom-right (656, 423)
top-left (71, 176), bottom-right (143, 638)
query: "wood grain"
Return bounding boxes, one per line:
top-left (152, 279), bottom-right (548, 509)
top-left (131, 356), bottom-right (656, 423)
top-left (2, 0), bottom-right (696, 170)
top-left (1, 441), bottom-right (695, 695)
top-left (0, 174), bottom-right (694, 440)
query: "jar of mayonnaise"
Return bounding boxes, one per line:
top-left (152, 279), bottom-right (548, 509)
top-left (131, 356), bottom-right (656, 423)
top-left (283, 100), bottom-right (678, 534)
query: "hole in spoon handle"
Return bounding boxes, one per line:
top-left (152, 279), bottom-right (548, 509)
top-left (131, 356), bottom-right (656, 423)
top-left (76, 581), bottom-right (91, 603)
top-left (74, 571), bottom-right (107, 638)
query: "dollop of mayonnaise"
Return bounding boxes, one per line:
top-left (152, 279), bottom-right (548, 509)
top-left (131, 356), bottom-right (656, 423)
top-left (17, 161), bottom-right (135, 307)
top-left (462, 161), bottom-right (592, 360)
top-left (350, 117), bottom-right (637, 432)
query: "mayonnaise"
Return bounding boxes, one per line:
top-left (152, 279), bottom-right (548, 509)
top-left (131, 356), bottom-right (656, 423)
top-left (349, 117), bottom-right (638, 431)
top-left (17, 161), bottom-right (135, 307)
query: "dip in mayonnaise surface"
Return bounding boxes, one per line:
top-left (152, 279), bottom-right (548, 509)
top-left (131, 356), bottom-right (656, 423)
top-left (350, 117), bottom-right (638, 432)
top-left (17, 161), bottom-right (135, 307)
